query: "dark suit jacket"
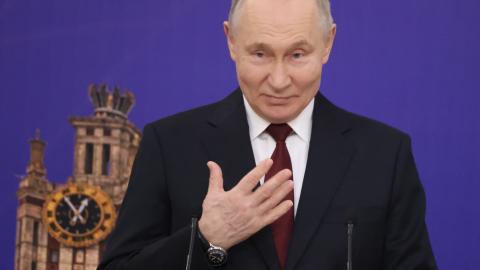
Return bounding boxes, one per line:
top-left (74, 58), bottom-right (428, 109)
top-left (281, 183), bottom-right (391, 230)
top-left (98, 89), bottom-right (437, 270)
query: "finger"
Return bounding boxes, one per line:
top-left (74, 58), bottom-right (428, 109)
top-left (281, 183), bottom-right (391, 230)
top-left (207, 161), bottom-right (224, 193)
top-left (261, 200), bottom-right (294, 226)
top-left (234, 159), bottom-right (273, 194)
top-left (257, 179), bottom-right (294, 213)
top-left (250, 169), bottom-right (292, 205)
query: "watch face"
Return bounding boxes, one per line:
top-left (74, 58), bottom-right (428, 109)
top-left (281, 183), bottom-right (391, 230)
top-left (42, 183), bottom-right (116, 247)
top-left (207, 247), bottom-right (227, 267)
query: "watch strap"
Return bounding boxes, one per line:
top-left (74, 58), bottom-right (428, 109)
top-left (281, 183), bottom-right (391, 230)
top-left (196, 225), bottom-right (211, 251)
top-left (196, 223), bottom-right (228, 267)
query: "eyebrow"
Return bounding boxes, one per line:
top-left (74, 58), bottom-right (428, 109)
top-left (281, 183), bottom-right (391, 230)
top-left (245, 39), bottom-right (314, 52)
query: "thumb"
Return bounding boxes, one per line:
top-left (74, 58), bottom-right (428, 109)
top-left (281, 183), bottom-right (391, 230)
top-left (207, 161), bottom-right (224, 193)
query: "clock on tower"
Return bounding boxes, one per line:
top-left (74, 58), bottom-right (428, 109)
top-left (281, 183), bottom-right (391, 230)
top-left (15, 84), bottom-right (141, 270)
top-left (42, 183), bottom-right (116, 248)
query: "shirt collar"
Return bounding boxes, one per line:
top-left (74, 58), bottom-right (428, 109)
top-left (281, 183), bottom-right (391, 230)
top-left (243, 95), bottom-right (314, 142)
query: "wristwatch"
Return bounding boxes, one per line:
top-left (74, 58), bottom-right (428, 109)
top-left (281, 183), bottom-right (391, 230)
top-left (197, 226), bottom-right (228, 267)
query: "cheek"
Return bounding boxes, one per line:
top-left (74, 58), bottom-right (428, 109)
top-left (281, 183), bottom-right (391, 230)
top-left (291, 61), bottom-right (323, 90)
top-left (236, 59), bottom-right (269, 90)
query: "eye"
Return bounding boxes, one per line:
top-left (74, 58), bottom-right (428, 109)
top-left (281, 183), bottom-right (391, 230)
top-left (254, 51), bottom-right (265, 58)
top-left (292, 51), bottom-right (304, 59)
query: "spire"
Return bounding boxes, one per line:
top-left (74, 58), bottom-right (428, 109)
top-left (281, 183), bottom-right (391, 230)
top-left (17, 129), bottom-right (52, 197)
top-left (88, 84), bottom-right (136, 119)
top-left (26, 128), bottom-right (47, 177)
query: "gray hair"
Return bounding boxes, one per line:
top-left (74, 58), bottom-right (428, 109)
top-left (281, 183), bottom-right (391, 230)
top-left (228, 0), bottom-right (334, 32)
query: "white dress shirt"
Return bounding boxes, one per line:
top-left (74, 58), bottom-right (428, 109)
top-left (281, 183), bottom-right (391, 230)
top-left (243, 95), bottom-right (314, 216)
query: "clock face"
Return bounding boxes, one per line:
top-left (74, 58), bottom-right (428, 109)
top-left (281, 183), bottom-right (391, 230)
top-left (42, 183), bottom-right (116, 247)
top-left (55, 193), bottom-right (102, 235)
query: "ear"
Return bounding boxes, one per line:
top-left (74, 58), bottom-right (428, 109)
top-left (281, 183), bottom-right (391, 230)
top-left (321, 24), bottom-right (337, 64)
top-left (224, 21), bottom-right (237, 61)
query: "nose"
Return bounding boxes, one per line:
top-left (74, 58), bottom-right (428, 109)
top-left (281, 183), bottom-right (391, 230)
top-left (268, 61), bottom-right (291, 91)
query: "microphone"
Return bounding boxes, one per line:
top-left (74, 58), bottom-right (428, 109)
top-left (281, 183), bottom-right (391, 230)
top-left (185, 217), bottom-right (199, 270)
top-left (346, 219), bottom-right (354, 270)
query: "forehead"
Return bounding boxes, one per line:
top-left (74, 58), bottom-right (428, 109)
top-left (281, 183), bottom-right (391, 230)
top-left (234, 0), bottom-right (322, 45)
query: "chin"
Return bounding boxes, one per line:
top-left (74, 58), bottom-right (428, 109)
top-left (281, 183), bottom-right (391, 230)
top-left (261, 107), bottom-right (298, 123)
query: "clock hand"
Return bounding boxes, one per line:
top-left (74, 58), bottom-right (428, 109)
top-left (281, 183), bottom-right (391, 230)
top-left (73, 198), bottom-right (89, 224)
top-left (65, 196), bottom-right (81, 226)
top-left (73, 213), bottom-right (86, 224)
top-left (77, 199), bottom-right (89, 224)
top-left (77, 198), bottom-right (89, 214)
top-left (64, 196), bottom-right (79, 213)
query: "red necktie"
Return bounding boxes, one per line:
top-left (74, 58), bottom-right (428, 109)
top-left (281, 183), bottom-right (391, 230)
top-left (265, 123), bottom-right (294, 269)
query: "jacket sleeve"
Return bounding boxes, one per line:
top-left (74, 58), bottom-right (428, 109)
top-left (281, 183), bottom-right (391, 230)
top-left (383, 135), bottom-right (438, 269)
top-left (97, 124), bottom-right (208, 270)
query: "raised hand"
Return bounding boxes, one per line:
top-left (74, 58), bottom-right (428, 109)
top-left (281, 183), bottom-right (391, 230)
top-left (198, 159), bottom-right (293, 250)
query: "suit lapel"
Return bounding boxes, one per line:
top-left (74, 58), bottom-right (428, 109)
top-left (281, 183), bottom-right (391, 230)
top-left (285, 93), bottom-right (356, 270)
top-left (202, 89), bottom-right (280, 270)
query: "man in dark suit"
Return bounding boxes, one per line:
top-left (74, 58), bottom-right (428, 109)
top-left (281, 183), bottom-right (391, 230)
top-left (98, 0), bottom-right (437, 269)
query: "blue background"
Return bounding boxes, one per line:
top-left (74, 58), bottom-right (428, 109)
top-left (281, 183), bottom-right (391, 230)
top-left (1, 0), bottom-right (479, 268)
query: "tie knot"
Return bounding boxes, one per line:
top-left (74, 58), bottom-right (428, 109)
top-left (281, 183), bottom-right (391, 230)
top-left (266, 124), bottom-right (293, 142)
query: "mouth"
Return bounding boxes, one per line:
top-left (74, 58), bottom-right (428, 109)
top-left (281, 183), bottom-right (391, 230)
top-left (262, 94), bottom-right (296, 105)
